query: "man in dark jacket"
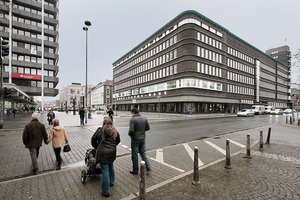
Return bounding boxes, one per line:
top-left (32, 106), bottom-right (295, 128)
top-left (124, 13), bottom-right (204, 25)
top-left (128, 107), bottom-right (151, 175)
top-left (22, 112), bottom-right (48, 174)
top-left (79, 107), bottom-right (85, 126)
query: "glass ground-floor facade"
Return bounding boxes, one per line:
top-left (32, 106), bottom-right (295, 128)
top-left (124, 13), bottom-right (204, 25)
top-left (114, 102), bottom-right (253, 114)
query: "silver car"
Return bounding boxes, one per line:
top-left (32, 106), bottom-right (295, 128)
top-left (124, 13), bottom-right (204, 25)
top-left (237, 109), bottom-right (254, 117)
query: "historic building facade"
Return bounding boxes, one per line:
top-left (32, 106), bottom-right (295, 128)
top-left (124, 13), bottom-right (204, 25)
top-left (90, 80), bottom-right (113, 110)
top-left (112, 10), bottom-right (290, 113)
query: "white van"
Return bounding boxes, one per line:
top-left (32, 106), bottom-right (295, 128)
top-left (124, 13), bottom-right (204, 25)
top-left (251, 105), bottom-right (265, 115)
top-left (265, 106), bottom-right (275, 114)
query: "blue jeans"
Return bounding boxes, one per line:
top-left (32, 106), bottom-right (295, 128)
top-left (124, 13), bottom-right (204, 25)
top-left (131, 139), bottom-right (151, 172)
top-left (100, 163), bottom-right (115, 195)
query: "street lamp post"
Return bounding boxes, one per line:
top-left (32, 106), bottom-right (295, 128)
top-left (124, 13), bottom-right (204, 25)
top-left (83, 20), bottom-right (91, 124)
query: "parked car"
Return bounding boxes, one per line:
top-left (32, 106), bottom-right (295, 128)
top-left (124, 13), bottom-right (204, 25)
top-left (265, 106), bottom-right (275, 114)
top-left (283, 109), bottom-right (293, 114)
top-left (270, 108), bottom-right (283, 115)
top-left (237, 109), bottom-right (254, 117)
top-left (251, 105), bottom-right (265, 115)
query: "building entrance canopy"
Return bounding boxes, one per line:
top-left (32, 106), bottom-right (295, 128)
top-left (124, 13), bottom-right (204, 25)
top-left (2, 83), bottom-right (34, 104)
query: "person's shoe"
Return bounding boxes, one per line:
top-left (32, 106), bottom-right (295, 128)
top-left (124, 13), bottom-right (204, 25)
top-left (129, 171), bottom-right (138, 175)
top-left (102, 193), bottom-right (110, 198)
top-left (31, 169), bottom-right (38, 174)
top-left (56, 163), bottom-right (61, 170)
top-left (110, 183), bottom-right (114, 187)
top-left (146, 168), bottom-right (151, 175)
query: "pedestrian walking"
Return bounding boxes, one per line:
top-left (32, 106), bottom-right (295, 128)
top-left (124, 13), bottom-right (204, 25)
top-left (47, 110), bottom-right (55, 126)
top-left (22, 112), bottom-right (48, 174)
top-left (79, 107), bottom-right (85, 126)
top-left (12, 108), bottom-right (16, 117)
top-left (107, 108), bottom-right (114, 122)
top-left (47, 118), bottom-right (68, 170)
top-left (95, 117), bottom-right (120, 198)
top-left (128, 107), bottom-right (151, 175)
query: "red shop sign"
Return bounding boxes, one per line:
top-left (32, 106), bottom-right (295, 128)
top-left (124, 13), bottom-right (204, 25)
top-left (12, 73), bottom-right (41, 81)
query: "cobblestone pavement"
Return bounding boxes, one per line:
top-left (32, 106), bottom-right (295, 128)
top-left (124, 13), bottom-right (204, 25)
top-left (0, 111), bottom-right (299, 199)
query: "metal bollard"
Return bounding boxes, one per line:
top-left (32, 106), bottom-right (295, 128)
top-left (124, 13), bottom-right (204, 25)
top-left (224, 139), bottom-right (231, 169)
top-left (298, 119), bottom-right (300, 126)
top-left (259, 130), bottom-right (263, 149)
top-left (286, 116), bottom-right (288, 123)
top-left (290, 116), bottom-right (293, 124)
top-left (192, 147), bottom-right (200, 185)
top-left (243, 134), bottom-right (252, 158)
top-left (139, 161), bottom-right (146, 200)
top-left (265, 127), bottom-right (271, 145)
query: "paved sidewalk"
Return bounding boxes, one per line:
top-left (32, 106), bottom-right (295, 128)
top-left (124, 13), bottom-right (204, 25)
top-left (0, 112), bottom-right (299, 199)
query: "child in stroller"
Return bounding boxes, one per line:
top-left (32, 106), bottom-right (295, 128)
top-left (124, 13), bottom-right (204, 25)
top-left (81, 126), bottom-right (103, 184)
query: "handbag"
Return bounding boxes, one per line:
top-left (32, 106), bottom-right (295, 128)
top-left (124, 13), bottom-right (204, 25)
top-left (63, 142), bottom-right (71, 152)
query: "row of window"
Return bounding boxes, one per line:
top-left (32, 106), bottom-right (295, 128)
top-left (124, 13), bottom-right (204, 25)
top-left (260, 91), bottom-right (275, 98)
top-left (12, 27), bottom-right (55, 42)
top-left (12, 15), bottom-right (55, 31)
top-left (179, 18), bottom-right (223, 37)
top-left (12, 53), bottom-right (55, 65)
top-left (114, 35), bottom-right (177, 75)
top-left (13, 40), bottom-right (55, 53)
top-left (116, 78), bottom-right (222, 98)
top-left (1, 0), bottom-right (56, 7)
top-left (12, 3), bottom-right (55, 18)
top-left (117, 64), bottom-right (178, 91)
top-left (260, 81), bottom-right (275, 90)
top-left (197, 46), bottom-right (222, 63)
top-left (240, 99), bottom-right (254, 105)
top-left (197, 32), bottom-right (222, 50)
top-left (260, 71), bottom-right (275, 82)
top-left (4, 65), bottom-right (54, 77)
top-left (197, 62), bottom-right (222, 78)
top-left (227, 58), bottom-right (255, 74)
top-left (227, 47), bottom-right (254, 64)
top-left (115, 49), bottom-right (177, 83)
top-left (227, 71), bottom-right (254, 85)
top-left (227, 84), bottom-right (254, 95)
top-left (12, 79), bottom-right (54, 88)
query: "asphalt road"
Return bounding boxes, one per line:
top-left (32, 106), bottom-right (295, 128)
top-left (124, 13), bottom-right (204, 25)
top-left (107, 114), bottom-right (281, 151)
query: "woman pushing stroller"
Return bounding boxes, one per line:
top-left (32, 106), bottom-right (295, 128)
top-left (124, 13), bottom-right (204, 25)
top-left (92, 117), bottom-right (120, 198)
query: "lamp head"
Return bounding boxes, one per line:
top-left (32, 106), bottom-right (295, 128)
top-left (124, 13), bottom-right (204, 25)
top-left (84, 21), bottom-right (91, 26)
top-left (83, 27), bottom-right (88, 31)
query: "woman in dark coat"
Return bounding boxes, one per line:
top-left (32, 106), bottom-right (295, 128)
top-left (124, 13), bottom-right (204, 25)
top-left (95, 117), bottom-right (120, 198)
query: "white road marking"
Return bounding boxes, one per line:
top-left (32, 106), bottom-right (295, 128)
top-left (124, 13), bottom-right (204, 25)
top-left (121, 144), bottom-right (128, 149)
top-left (183, 143), bottom-right (204, 166)
top-left (149, 157), bottom-right (185, 173)
top-left (229, 139), bottom-right (246, 148)
top-left (204, 140), bottom-right (226, 155)
top-left (156, 149), bottom-right (164, 163)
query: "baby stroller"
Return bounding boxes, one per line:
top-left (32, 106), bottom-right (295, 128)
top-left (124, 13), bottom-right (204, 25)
top-left (81, 148), bottom-right (102, 184)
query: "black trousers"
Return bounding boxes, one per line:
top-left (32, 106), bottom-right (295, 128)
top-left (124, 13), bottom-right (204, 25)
top-left (54, 147), bottom-right (62, 165)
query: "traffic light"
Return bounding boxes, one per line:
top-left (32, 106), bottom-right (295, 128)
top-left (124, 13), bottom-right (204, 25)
top-left (0, 37), bottom-right (9, 59)
top-left (4, 87), bottom-right (11, 99)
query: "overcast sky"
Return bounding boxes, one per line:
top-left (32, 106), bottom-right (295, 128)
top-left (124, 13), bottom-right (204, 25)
top-left (56, 0), bottom-right (299, 97)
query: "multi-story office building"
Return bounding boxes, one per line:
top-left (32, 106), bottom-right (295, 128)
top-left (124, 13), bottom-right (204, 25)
top-left (0, 0), bottom-right (59, 99)
top-left (90, 80), bottom-right (113, 110)
top-left (112, 10), bottom-right (290, 113)
top-left (266, 46), bottom-right (291, 68)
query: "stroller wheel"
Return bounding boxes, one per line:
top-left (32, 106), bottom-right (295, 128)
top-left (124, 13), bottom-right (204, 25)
top-left (81, 170), bottom-right (87, 184)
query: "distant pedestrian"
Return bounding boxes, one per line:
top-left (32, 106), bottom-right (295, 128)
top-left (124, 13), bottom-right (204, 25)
top-left (12, 108), bottom-right (16, 117)
top-left (95, 117), bottom-right (120, 198)
top-left (79, 107), bottom-right (85, 126)
top-left (22, 112), bottom-right (48, 174)
top-left (128, 107), bottom-right (151, 175)
top-left (107, 108), bottom-right (114, 122)
top-left (47, 118), bottom-right (68, 170)
top-left (47, 110), bottom-right (55, 126)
